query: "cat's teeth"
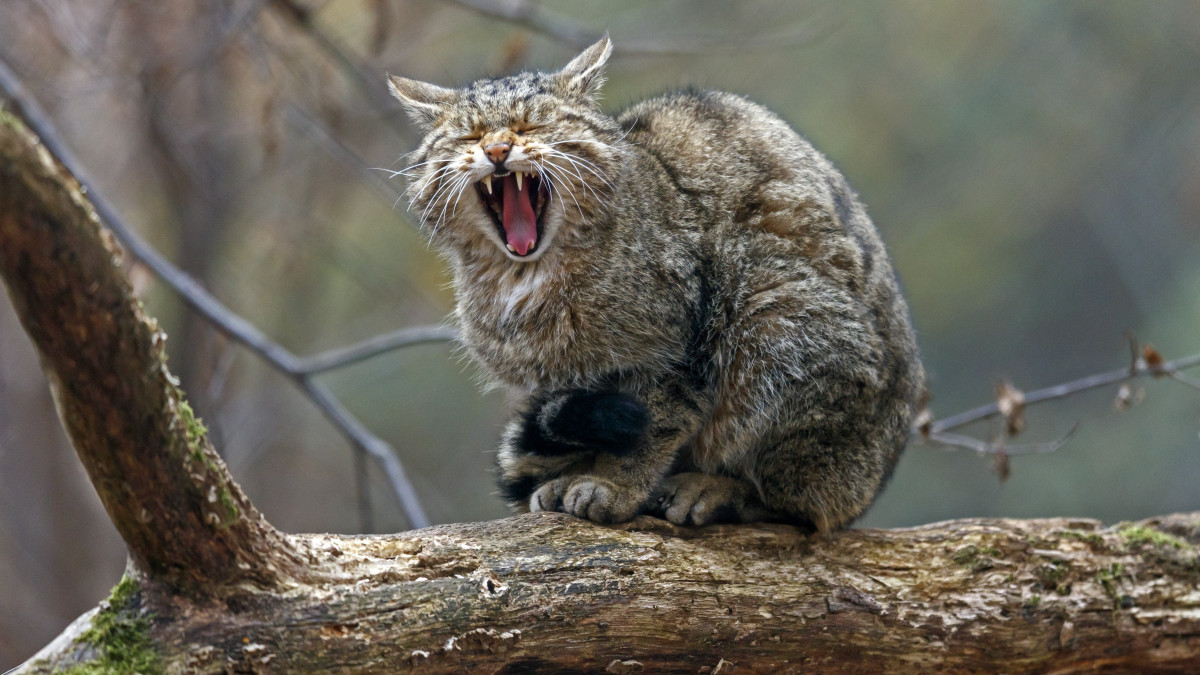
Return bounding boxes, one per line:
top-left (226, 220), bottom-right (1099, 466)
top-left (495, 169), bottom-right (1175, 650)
top-left (483, 175), bottom-right (493, 194)
top-left (507, 244), bottom-right (517, 253)
top-left (515, 171), bottom-right (523, 191)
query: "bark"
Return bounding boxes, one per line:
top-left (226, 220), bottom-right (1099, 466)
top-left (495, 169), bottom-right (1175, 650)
top-left (2, 105), bottom-right (1199, 674)
top-left (0, 107), bottom-right (304, 593)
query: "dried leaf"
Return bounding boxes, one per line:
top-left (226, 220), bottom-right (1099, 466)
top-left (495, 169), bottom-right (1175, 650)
top-left (1112, 383), bottom-right (1145, 412)
top-left (992, 447), bottom-right (1011, 483)
top-left (1114, 383), bottom-right (1131, 412)
top-left (914, 405), bottom-right (933, 438)
top-left (995, 380), bottom-right (1026, 436)
top-left (1143, 344), bottom-right (1165, 374)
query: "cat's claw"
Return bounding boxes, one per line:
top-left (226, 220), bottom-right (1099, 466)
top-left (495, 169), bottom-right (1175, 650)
top-left (531, 476), bottom-right (642, 524)
top-left (655, 472), bottom-right (748, 526)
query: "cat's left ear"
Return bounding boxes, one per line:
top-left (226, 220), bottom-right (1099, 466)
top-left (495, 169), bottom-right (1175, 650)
top-left (388, 74), bottom-right (457, 129)
top-left (554, 34), bottom-right (613, 101)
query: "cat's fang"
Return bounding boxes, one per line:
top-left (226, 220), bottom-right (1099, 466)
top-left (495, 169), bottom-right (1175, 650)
top-left (515, 171), bottom-right (523, 191)
top-left (483, 175), bottom-right (493, 194)
top-left (507, 244), bottom-right (516, 252)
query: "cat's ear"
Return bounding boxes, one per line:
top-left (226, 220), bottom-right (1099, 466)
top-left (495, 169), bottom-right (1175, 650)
top-left (388, 75), bottom-right (457, 129)
top-left (554, 34), bottom-right (613, 101)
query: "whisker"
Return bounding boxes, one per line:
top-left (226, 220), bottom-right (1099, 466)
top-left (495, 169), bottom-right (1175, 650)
top-left (546, 138), bottom-right (616, 152)
top-left (390, 147), bottom-right (422, 168)
top-left (391, 157), bottom-right (450, 177)
top-left (536, 160), bottom-right (586, 219)
top-left (544, 149), bottom-right (615, 191)
top-left (430, 172), bottom-right (473, 238)
top-left (542, 154), bottom-right (609, 206)
top-left (407, 164), bottom-right (460, 213)
top-left (420, 169), bottom-right (462, 222)
top-left (541, 146), bottom-right (614, 182)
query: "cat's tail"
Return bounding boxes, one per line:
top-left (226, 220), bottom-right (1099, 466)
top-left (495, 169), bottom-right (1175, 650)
top-left (517, 389), bottom-right (649, 456)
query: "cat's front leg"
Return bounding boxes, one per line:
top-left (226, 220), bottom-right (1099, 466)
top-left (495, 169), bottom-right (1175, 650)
top-left (653, 472), bottom-right (771, 526)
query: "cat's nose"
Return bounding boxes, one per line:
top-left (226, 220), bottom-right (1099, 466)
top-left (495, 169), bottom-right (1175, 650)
top-left (483, 142), bottom-right (511, 168)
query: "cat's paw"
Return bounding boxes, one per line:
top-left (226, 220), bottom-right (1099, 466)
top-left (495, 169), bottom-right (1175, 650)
top-left (654, 472), bottom-right (756, 526)
top-left (529, 477), bottom-right (567, 513)
top-left (530, 475), bottom-right (643, 524)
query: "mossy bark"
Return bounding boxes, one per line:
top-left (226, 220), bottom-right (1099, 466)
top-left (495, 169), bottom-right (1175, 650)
top-left (17, 512), bottom-right (1200, 674)
top-left (0, 108), bottom-right (303, 594)
top-left (2, 105), bottom-right (1199, 674)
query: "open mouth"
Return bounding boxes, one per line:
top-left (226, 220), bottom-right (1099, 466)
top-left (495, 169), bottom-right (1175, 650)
top-left (475, 170), bottom-right (549, 257)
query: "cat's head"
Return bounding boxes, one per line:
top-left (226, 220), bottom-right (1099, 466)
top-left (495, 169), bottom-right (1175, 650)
top-left (389, 36), bottom-right (623, 263)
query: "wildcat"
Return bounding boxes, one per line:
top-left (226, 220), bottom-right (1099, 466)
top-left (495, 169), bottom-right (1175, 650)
top-left (388, 36), bottom-right (924, 531)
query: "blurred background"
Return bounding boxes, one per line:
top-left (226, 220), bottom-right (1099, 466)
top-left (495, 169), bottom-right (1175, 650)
top-left (2, 0), bottom-right (1199, 666)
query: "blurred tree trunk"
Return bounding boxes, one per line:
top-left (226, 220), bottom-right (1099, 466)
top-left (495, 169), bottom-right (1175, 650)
top-left (3, 99), bottom-right (1199, 674)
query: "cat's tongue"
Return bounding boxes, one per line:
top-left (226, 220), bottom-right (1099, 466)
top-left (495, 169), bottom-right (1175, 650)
top-left (501, 173), bottom-right (537, 255)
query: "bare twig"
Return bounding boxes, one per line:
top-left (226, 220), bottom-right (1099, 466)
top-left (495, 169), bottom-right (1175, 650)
top-left (0, 56), bottom-right (442, 530)
top-left (441, 0), bottom-right (595, 48)
top-left (283, 103), bottom-right (410, 208)
top-left (926, 351), bottom-right (1200, 436)
top-left (268, 0), bottom-right (405, 124)
top-left (927, 423), bottom-right (1079, 457)
top-left (440, 0), bottom-right (834, 55)
top-left (297, 324), bottom-right (460, 375)
top-left (920, 340), bottom-right (1200, 479)
top-left (1168, 371), bottom-right (1200, 392)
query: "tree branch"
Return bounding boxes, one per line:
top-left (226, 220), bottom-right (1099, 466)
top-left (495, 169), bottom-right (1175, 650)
top-left (439, 0), bottom-right (832, 55)
top-left (295, 324), bottom-right (460, 375)
top-left (18, 510), bottom-right (1200, 673)
top-left (919, 344), bottom-right (1200, 463)
top-left (0, 57), bottom-right (439, 530)
top-left (927, 351), bottom-right (1200, 436)
top-left (0, 106), bottom-right (301, 594)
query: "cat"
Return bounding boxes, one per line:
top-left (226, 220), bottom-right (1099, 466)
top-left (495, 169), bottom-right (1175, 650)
top-left (388, 35), bottom-right (925, 532)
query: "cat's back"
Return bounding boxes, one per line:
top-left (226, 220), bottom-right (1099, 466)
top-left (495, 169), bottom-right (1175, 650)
top-left (618, 88), bottom-right (921, 401)
top-left (616, 89), bottom-right (839, 214)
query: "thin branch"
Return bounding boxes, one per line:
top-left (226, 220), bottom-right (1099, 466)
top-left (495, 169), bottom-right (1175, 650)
top-left (927, 351), bottom-right (1200, 436)
top-left (297, 324), bottom-right (461, 375)
top-left (282, 103), bottom-right (410, 209)
top-left (1168, 371), bottom-right (1200, 392)
top-left (927, 423), bottom-right (1079, 457)
top-left (441, 0), bottom-right (595, 48)
top-left (299, 377), bottom-right (430, 531)
top-left (0, 56), bottom-right (441, 531)
top-left (268, 0), bottom-right (405, 126)
top-left (440, 0), bottom-right (834, 55)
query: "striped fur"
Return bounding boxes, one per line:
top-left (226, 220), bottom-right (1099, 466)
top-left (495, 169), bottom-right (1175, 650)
top-left (389, 37), bottom-right (925, 530)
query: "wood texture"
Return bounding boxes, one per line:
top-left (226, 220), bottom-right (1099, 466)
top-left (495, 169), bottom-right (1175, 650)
top-left (2, 103), bottom-right (1198, 674)
top-left (0, 109), bottom-right (304, 594)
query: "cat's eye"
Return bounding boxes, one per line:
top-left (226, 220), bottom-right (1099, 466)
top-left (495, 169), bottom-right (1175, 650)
top-left (456, 131), bottom-right (483, 142)
top-left (513, 123), bottom-right (546, 134)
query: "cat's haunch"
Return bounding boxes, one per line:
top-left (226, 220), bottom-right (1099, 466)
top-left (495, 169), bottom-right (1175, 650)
top-left (390, 36), bottom-right (925, 531)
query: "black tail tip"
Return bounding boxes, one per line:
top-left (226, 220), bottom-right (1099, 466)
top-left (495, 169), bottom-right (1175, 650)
top-left (518, 389), bottom-right (649, 456)
top-left (549, 390), bottom-right (649, 454)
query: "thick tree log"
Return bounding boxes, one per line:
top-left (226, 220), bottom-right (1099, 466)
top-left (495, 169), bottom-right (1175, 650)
top-left (2, 96), bottom-right (1199, 674)
top-left (16, 512), bottom-right (1200, 674)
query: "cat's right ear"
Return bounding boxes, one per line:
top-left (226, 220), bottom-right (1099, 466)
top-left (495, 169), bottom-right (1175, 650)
top-left (387, 75), bottom-right (456, 129)
top-left (554, 34), bottom-right (613, 101)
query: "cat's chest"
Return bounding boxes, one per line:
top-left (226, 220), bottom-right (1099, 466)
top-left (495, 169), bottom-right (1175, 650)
top-left (457, 266), bottom-right (585, 381)
top-left (465, 265), bottom-right (560, 328)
